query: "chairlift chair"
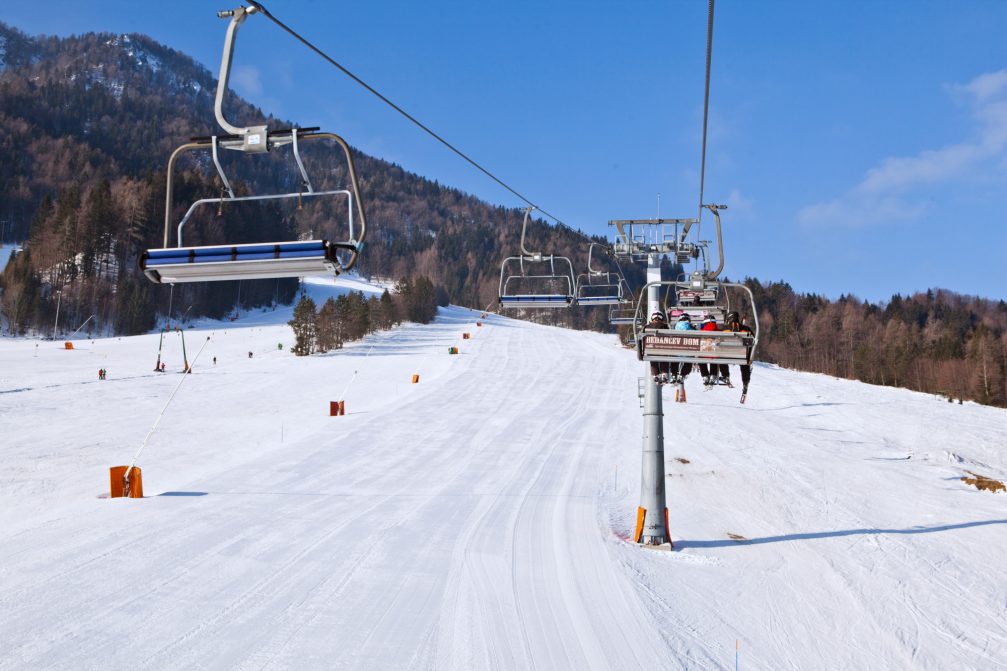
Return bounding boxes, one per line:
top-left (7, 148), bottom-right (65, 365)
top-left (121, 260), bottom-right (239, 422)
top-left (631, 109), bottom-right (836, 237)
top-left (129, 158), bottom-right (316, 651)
top-left (498, 208), bottom-right (576, 309)
top-left (141, 6), bottom-right (366, 284)
top-left (608, 279), bottom-right (638, 325)
top-left (574, 243), bottom-right (625, 306)
top-left (634, 275), bottom-right (759, 367)
top-left (664, 270), bottom-right (729, 325)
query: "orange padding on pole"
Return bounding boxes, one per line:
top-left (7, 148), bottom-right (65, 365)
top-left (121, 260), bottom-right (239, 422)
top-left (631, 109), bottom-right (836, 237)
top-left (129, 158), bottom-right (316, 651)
top-left (329, 401), bottom-right (347, 416)
top-left (109, 465), bottom-right (143, 498)
top-left (475, 322), bottom-right (483, 327)
top-left (634, 506), bottom-right (646, 543)
top-left (462, 333), bottom-right (470, 339)
top-left (412, 374), bottom-right (420, 383)
top-left (664, 508), bottom-right (673, 549)
top-left (64, 342), bottom-right (73, 350)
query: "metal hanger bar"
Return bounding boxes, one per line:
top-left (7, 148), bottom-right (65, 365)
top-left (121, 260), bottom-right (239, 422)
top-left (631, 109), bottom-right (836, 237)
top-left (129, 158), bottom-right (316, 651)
top-left (211, 136), bottom-right (236, 199)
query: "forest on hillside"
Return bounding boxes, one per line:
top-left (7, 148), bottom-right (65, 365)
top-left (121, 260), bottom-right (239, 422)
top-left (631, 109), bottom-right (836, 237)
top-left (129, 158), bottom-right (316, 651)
top-left (0, 23), bottom-right (622, 340)
top-left (743, 281), bottom-right (1007, 407)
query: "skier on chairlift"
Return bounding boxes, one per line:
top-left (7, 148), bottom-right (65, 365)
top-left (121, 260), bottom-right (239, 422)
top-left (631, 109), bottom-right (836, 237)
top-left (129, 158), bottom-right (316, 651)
top-left (669, 314), bottom-right (694, 383)
top-left (724, 311), bottom-right (752, 394)
top-left (699, 314), bottom-right (731, 388)
top-left (648, 311), bottom-right (672, 383)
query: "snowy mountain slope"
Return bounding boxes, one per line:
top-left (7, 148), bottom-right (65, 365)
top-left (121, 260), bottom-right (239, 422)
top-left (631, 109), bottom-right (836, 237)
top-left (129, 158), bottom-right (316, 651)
top-left (0, 298), bottom-right (1005, 670)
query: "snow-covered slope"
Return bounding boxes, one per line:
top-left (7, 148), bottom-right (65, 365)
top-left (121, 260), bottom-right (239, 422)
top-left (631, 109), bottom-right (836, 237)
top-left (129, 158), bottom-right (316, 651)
top-left (1, 296), bottom-right (1005, 670)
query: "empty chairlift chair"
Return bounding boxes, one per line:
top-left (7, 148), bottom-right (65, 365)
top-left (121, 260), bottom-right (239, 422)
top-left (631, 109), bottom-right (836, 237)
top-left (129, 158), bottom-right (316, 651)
top-left (498, 208), bottom-right (576, 309)
top-left (141, 6), bottom-right (366, 284)
top-left (575, 243), bottom-right (625, 306)
top-left (607, 279), bottom-right (638, 325)
top-left (663, 271), bottom-right (728, 325)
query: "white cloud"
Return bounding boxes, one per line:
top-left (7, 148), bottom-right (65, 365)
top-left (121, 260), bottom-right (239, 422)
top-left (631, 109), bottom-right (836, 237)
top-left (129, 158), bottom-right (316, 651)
top-left (953, 69), bottom-right (1007, 103)
top-left (725, 188), bottom-right (754, 216)
top-left (232, 65), bottom-right (263, 97)
top-left (798, 69), bottom-right (1007, 227)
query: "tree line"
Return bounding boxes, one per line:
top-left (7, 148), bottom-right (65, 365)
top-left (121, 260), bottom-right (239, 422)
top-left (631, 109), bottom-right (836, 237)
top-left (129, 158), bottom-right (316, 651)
top-left (288, 276), bottom-right (443, 355)
top-left (741, 280), bottom-right (1007, 408)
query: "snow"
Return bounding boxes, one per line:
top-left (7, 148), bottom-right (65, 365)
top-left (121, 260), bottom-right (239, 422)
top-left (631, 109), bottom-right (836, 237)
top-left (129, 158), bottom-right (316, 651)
top-left (1, 279), bottom-right (1005, 669)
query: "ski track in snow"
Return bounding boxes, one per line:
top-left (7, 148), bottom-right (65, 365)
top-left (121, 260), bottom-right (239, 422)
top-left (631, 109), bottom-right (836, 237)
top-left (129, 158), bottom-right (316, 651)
top-left (1, 280), bottom-right (1006, 670)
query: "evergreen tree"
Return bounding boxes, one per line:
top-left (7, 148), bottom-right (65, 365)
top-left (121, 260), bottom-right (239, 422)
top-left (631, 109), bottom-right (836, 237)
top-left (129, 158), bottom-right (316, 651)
top-left (316, 297), bottom-right (339, 352)
top-left (288, 295), bottom-right (317, 356)
top-left (378, 288), bottom-right (398, 329)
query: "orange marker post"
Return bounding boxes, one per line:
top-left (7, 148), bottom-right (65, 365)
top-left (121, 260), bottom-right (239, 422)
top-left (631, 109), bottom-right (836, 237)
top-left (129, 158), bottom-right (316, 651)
top-left (109, 465), bottom-right (143, 498)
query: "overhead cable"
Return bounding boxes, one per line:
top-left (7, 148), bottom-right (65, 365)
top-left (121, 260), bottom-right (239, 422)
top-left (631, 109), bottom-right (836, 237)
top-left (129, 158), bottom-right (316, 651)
top-left (697, 0), bottom-right (715, 222)
top-left (245, 1), bottom-right (593, 243)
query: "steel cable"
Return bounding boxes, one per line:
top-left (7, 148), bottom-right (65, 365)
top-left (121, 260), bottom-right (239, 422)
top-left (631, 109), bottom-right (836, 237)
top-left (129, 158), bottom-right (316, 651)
top-left (244, 0), bottom-right (595, 244)
top-left (697, 0), bottom-right (715, 221)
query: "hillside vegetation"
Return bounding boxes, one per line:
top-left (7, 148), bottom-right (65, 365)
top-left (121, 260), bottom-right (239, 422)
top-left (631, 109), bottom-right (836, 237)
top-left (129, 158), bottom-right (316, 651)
top-left (1, 23), bottom-right (1004, 407)
top-left (0, 23), bottom-right (618, 337)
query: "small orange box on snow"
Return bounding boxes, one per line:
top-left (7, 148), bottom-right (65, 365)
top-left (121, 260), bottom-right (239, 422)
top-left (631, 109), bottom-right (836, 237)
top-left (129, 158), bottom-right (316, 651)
top-left (109, 465), bottom-right (143, 498)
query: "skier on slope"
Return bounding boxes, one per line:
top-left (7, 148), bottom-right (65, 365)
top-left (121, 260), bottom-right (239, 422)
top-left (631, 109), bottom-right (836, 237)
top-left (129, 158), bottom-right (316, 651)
top-left (724, 311), bottom-right (753, 395)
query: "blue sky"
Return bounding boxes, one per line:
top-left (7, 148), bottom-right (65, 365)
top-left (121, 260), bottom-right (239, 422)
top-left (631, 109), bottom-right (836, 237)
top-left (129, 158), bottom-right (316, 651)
top-left (4, 1), bottom-right (1006, 301)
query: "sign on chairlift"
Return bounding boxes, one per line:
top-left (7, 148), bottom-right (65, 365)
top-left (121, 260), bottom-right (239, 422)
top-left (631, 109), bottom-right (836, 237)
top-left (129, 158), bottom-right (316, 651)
top-left (646, 334), bottom-right (712, 352)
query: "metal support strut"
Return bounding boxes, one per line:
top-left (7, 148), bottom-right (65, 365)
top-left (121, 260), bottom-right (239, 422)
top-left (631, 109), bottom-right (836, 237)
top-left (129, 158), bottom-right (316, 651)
top-left (637, 253), bottom-right (670, 546)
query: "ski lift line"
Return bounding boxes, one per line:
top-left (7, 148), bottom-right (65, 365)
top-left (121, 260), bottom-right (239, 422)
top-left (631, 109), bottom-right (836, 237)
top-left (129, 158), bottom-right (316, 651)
top-left (124, 336), bottom-right (211, 487)
top-left (337, 343), bottom-right (376, 401)
top-left (697, 0), bottom-right (715, 223)
top-left (242, 1), bottom-right (591, 243)
top-left (68, 314), bottom-right (95, 340)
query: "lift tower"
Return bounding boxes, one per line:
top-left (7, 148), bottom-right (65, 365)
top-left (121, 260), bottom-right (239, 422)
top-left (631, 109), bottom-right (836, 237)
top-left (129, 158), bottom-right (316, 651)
top-left (610, 218), bottom-right (701, 546)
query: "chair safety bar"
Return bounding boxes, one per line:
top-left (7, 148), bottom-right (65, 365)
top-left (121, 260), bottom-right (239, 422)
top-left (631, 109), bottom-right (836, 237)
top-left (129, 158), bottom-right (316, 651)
top-left (499, 295), bottom-right (574, 308)
top-left (609, 310), bottom-right (638, 325)
top-left (498, 261), bottom-right (576, 309)
top-left (576, 295), bottom-right (624, 305)
top-left (141, 240), bottom-right (349, 284)
top-left (636, 329), bottom-right (755, 366)
top-left (176, 189), bottom-right (353, 248)
top-left (631, 279), bottom-right (760, 365)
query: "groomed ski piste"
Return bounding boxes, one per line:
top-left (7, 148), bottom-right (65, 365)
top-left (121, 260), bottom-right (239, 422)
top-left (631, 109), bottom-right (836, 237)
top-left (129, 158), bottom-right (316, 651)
top-left (1, 276), bottom-right (1005, 670)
